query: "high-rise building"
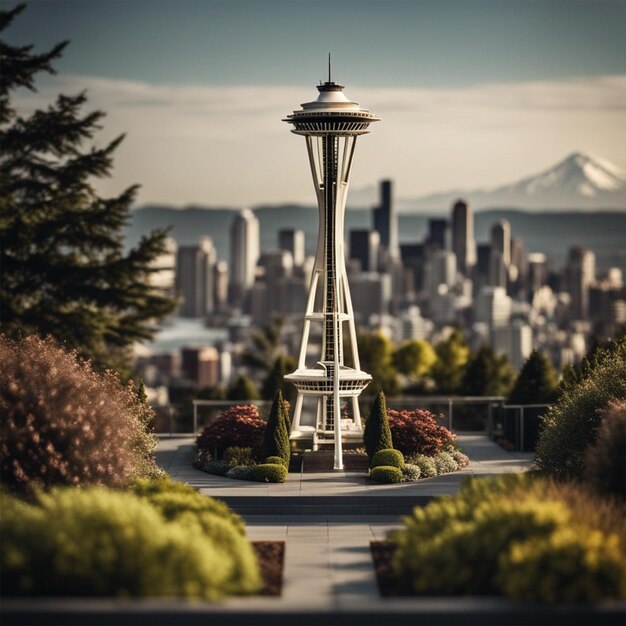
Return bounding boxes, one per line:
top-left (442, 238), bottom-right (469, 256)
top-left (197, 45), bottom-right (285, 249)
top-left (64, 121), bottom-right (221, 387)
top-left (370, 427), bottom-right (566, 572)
top-left (451, 199), bottom-right (476, 275)
top-left (176, 237), bottom-right (216, 318)
top-left (283, 68), bottom-right (380, 469)
top-left (373, 179), bottom-right (398, 260)
top-left (349, 229), bottom-right (380, 272)
top-left (427, 218), bottom-right (449, 251)
top-left (279, 229), bottom-right (305, 267)
top-left (149, 236), bottom-right (177, 297)
top-left (349, 272), bottom-right (391, 323)
top-left (475, 286), bottom-right (512, 329)
top-left (566, 246), bottom-right (596, 320)
top-left (425, 249), bottom-right (457, 293)
top-left (213, 261), bottom-right (229, 313)
top-left (492, 321), bottom-right (533, 369)
top-left (491, 219), bottom-right (511, 267)
top-left (230, 208), bottom-right (260, 304)
top-left (181, 346), bottom-right (220, 388)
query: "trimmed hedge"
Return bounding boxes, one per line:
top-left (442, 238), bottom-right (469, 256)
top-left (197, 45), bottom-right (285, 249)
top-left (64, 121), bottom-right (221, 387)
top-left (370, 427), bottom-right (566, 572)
top-left (250, 463), bottom-right (287, 483)
top-left (371, 448), bottom-right (405, 469)
top-left (265, 456), bottom-right (286, 466)
top-left (370, 466), bottom-right (404, 484)
top-left (226, 466), bottom-right (255, 481)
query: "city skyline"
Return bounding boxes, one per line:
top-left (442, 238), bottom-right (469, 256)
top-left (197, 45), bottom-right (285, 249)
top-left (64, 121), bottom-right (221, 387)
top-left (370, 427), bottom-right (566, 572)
top-left (8, 0), bottom-right (626, 206)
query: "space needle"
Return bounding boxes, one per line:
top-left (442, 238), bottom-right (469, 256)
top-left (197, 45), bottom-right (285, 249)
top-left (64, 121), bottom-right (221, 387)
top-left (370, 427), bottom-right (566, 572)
top-left (284, 58), bottom-right (380, 470)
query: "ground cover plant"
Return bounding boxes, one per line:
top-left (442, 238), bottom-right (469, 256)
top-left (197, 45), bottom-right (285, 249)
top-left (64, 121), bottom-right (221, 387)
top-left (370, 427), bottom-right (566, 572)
top-left (386, 474), bottom-right (626, 603)
top-left (0, 335), bottom-right (163, 494)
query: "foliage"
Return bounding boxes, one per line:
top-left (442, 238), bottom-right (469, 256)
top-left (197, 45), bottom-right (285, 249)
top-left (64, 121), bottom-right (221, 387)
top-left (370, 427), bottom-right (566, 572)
top-left (196, 405), bottom-right (266, 455)
top-left (261, 355), bottom-right (297, 404)
top-left (391, 474), bottom-right (626, 602)
top-left (508, 349), bottom-right (558, 405)
top-left (260, 390), bottom-right (291, 466)
top-left (402, 464), bottom-right (421, 481)
top-left (227, 376), bottom-right (260, 401)
top-left (393, 340), bottom-right (436, 380)
top-left (224, 447), bottom-right (257, 469)
top-left (459, 345), bottom-right (516, 397)
top-left (0, 335), bottom-right (162, 494)
top-left (0, 5), bottom-right (175, 374)
top-left (226, 466), bottom-right (255, 481)
top-left (535, 340), bottom-right (626, 481)
top-left (451, 451), bottom-right (470, 469)
top-left (433, 451), bottom-right (458, 474)
top-left (583, 401), bottom-right (626, 499)
top-left (370, 466), bottom-right (404, 484)
top-left (430, 328), bottom-right (470, 394)
top-left (201, 461), bottom-right (230, 476)
top-left (371, 448), bottom-right (405, 470)
top-left (250, 463), bottom-right (287, 483)
top-left (265, 455), bottom-right (287, 466)
top-left (406, 454), bottom-right (438, 478)
top-left (387, 408), bottom-right (456, 457)
top-left (356, 330), bottom-right (400, 395)
top-left (0, 486), bottom-right (261, 598)
top-left (363, 391), bottom-right (393, 461)
top-left (193, 449), bottom-right (213, 469)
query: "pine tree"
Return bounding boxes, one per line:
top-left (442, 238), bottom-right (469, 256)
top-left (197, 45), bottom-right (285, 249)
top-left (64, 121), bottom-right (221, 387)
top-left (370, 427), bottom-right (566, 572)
top-left (261, 390), bottom-right (290, 465)
top-left (227, 376), bottom-right (260, 401)
top-left (261, 354), bottom-right (296, 403)
top-left (363, 390), bottom-right (393, 461)
top-left (460, 345), bottom-right (516, 397)
top-left (508, 349), bottom-right (559, 405)
top-left (0, 5), bottom-right (175, 374)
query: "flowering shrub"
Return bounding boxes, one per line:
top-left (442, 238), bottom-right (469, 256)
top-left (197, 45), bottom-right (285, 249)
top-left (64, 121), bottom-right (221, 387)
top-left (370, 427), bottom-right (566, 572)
top-left (197, 405), bottom-right (266, 456)
top-left (433, 451), bottom-right (459, 474)
top-left (402, 464), bottom-right (422, 481)
top-left (452, 451), bottom-right (470, 469)
top-left (0, 335), bottom-right (162, 493)
top-left (406, 454), bottom-right (438, 478)
top-left (387, 409), bottom-right (456, 457)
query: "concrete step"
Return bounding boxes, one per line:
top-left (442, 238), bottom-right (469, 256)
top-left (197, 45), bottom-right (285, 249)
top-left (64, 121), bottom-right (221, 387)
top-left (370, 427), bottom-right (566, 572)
top-left (302, 450), bottom-right (370, 472)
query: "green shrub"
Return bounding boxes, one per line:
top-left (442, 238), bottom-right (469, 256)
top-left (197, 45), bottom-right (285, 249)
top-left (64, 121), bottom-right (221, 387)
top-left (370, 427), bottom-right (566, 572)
top-left (250, 463), bottom-right (287, 483)
top-left (224, 447), bottom-right (257, 468)
top-left (583, 401), bottom-right (626, 499)
top-left (364, 391), bottom-right (393, 461)
top-left (371, 448), bottom-right (405, 469)
top-left (265, 455), bottom-right (286, 466)
top-left (407, 453), bottom-right (437, 478)
top-left (535, 340), bottom-right (626, 481)
top-left (501, 527), bottom-right (626, 603)
top-left (0, 487), bottom-right (260, 598)
top-left (370, 466), bottom-right (404, 484)
top-left (202, 461), bottom-right (230, 476)
top-left (0, 336), bottom-right (163, 494)
top-left (452, 451), bottom-right (470, 469)
top-left (226, 466), bottom-right (255, 481)
top-left (402, 463), bottom-right (421, 481)
top-left (260, 390), bottom-right (291, 466)
top-left (433, 451), bottom-right (458, 474)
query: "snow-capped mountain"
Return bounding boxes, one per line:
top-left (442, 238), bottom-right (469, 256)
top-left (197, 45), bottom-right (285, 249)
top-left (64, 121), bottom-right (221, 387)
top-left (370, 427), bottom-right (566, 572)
top-left (384, 152), bottom-right (626, 214)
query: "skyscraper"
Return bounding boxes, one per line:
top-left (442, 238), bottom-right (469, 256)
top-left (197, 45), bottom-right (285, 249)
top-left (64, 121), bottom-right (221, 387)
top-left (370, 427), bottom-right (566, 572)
top-left (566, 246), bottom-right (596, 320)
top-left (373, 179), bottom-right (398, 260)
top-left (349, 229), bottom-right (380, 272)
top-left (176, 237), bottom-right (216, 318)
top-left (491, 219), bottom-right (511, 267)
top-left (279, 229), bottom-right (305, 267)
top-left (230, 208), bottom-right (260, 304)
top-left (451, 199), bottom-right (476, 275)
top-left (283, 67), bottom-right (380, 469)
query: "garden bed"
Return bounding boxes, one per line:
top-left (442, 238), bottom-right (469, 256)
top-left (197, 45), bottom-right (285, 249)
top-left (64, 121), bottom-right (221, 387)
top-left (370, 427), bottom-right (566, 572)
top-left (252, 541), bottom-right (285, 596)
top-left (370, 541), bottom-right (409, 597)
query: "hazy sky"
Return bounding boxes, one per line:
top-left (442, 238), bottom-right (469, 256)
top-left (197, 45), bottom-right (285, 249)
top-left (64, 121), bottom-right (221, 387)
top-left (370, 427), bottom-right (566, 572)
top-left (7, 0), bottom-right (626, 206)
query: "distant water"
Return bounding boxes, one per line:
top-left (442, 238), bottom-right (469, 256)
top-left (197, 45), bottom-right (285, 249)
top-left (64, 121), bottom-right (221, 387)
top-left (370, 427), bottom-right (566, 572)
top-left (141, 318), bottom-right (228, 353)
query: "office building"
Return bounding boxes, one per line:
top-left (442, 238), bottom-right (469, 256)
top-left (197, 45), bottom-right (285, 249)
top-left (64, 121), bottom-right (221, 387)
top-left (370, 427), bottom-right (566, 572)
top-left (451, 199), bottom-right (476, 275)
top-left (176, 237), bottom-right (216, 318)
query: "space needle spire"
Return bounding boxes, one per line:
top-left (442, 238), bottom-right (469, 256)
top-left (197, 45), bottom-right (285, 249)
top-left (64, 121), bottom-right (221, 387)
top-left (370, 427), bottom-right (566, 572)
top-left (283, 63), bottom-right (380, 470)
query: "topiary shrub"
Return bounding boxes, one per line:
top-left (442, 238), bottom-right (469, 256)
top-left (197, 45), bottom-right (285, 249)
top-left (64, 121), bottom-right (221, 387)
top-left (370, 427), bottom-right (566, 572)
top-left (196, 405), bottom-right (266, 457)
top-left (224, 447), bottom-right (257, 469)
top-left (202, 461), bottom-right (230, 476)
top-left (226, 466), bottom-right (255, 481)
top-left (452, 450), bottom-right (470, 469)
top-left (387, 408), bottom-right (456, 457)
top-left (0, 335), bottom-right (163, 494)
top-left (363, 391), bottom-right (393, 461)
top-left (583, 401), bottom-right (626, 499)
top-left (0, 486), bottom-right (260, 598)
top-left (402, 464), bottom-right (421, 481)
top-left (265, 455), bottom-right (286, 466)
top-left (260, 390), bottom-right (290, 467)
top-left (406, 453), bottom-right (438, 478)
top-left (371, 448), bottom-right (405, 469)
top-left (250, 463), bottom-right (287, 483)
top-left (370, 466), bottom-right (404, 484)
top-left (433, 451), bottom-right (458, 474)
top-left (535, 340), bottom-right (626, 481)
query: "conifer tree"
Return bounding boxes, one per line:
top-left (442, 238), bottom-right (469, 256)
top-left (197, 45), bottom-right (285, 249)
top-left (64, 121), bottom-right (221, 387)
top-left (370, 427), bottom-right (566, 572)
top-left (0, 5), bottom-right (175, 373)
top-left (508, 349), bottom-right (558, 405)
top-left (460, 345), bottom-right (516, 397)
top-left (261, 390), bottom-right (290, 465)
top-left (227, 376), bottom-right (260, 401)
top-left (363, 390), bottom-right (393, 461)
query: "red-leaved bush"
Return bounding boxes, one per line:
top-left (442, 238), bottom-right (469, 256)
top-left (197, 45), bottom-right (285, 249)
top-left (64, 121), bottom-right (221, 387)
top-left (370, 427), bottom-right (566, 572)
top-left (0, 335), bottom-right (163, 493)
top-left (197, 405), bottom-right (266, 455)
top-left (387, 409), bottom-right (456, 456)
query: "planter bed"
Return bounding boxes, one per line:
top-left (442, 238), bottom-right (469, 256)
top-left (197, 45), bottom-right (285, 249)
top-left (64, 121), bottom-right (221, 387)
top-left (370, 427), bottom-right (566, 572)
top-left (252, 541), bottom-right (284, 596)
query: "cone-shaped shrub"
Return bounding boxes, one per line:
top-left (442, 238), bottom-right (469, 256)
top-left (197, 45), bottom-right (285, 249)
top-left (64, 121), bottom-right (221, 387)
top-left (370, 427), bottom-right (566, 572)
top-left (261, 390), bottom-right (290, 466)
top-left (364, 391), bottom-right (393, 461)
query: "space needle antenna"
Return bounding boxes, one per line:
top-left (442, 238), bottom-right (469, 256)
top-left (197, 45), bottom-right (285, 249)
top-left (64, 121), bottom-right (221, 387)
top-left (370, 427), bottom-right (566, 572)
top-left (328, 53), bottom-right (331, 82)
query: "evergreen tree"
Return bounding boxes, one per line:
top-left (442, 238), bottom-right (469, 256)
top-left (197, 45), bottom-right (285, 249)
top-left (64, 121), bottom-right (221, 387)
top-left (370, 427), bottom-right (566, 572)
top-left (227, 376), bottom-right (260, 401)
top-left (363, 391), bottom-right (393, 461)
top-left (261, 390), bottom-right (290, 465)
top-left (0, 5), bottom-right (175, 373)
top-left (460, 345), bottom-right (516, 397)
top-left (431, 328), bottom-right (470, 394)
top-left (508, 349), bottom-right (558, 405)
top-left (261, 354), bottom-right (297, 403)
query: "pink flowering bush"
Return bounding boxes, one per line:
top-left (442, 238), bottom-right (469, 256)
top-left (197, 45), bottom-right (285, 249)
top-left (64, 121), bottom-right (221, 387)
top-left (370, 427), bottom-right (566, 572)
top-left (197, 405), bottom-right (266, 456)
top-left (387, 409), bottom-right (456, 457)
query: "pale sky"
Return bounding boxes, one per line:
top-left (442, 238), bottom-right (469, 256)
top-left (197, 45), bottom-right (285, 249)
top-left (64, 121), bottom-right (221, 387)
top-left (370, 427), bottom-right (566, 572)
top-left (7, 0), bottom-right (626, 206)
